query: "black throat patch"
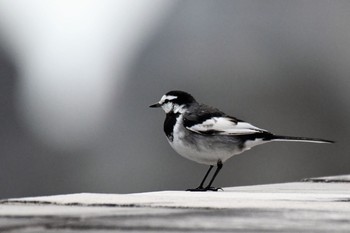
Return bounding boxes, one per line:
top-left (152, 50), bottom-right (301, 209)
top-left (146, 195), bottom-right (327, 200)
top-left (164, 112), bottom-right (180, 141)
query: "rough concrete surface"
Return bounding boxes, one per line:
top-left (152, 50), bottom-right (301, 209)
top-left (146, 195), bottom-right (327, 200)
top-left (1, 175), bottom-right (350, 232)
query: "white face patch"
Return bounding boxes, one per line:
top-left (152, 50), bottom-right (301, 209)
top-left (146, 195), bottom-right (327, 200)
top-left (162, 102), bottom-right (174, 113)
top-left (160, 95), bottom-right (177, 103)
top-left (158, 95), bottom-right (178, 113)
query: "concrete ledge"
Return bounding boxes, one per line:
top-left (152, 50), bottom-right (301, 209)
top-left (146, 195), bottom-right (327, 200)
top-left (3, 182), bottom-right (350, 210)
top-left (1, 175), bottom-right (350, 232)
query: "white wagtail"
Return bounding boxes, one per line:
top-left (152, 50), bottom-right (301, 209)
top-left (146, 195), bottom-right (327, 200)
top-left (150, 90), bottom-right (334, 191)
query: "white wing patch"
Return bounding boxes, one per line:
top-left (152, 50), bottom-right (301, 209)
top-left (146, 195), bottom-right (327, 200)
top-left (186, 117), bottom-right (266, 135)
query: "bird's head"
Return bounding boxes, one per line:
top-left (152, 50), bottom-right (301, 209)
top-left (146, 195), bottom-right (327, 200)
top-left (150, 90), bottom-right (196, 114)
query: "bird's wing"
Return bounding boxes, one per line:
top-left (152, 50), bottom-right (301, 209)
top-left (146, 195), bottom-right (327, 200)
top-left (183, 105), bottom-right (267, 136)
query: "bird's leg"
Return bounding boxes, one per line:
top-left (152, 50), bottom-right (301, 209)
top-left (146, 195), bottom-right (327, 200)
top-left (186, 165), bottom-right (213, 191)
top-left (204, 160), bottom-right (223, 191)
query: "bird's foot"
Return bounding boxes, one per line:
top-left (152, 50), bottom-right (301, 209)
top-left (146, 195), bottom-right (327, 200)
top-left (186, 186), bottom-right (223, 192)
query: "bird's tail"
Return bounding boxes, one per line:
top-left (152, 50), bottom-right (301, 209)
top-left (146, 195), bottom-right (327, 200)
top-left (270, 135), bottom-right (334, 144)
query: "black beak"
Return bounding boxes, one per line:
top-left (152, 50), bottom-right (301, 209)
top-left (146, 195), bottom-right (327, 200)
top-left (149, 102), bottom-right (161, 108)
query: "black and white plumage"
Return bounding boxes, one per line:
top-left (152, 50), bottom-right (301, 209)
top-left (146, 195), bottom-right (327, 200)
top-left (150, 90), bottom-right (334, 191)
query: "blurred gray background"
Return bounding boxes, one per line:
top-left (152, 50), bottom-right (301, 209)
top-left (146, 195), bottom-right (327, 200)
top-left (0, 0), bottom-right (348, 199)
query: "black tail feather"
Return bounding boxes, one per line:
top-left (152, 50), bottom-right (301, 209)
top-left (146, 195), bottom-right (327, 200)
top-left (270, 135), bottom-right (334, 144)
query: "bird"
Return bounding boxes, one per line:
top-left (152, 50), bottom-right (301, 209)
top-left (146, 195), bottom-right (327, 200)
top-left (150, 90), bottom-right (334, 191)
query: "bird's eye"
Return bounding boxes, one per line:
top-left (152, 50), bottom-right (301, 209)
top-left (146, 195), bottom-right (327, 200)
top-left (164, 99), bottom-right (169, 103)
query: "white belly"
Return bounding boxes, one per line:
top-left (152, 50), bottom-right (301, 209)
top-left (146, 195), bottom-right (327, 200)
top-left (168, 139), bottom-right (237, 165)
